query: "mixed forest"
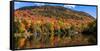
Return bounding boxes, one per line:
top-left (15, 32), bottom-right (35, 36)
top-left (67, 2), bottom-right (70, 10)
top-left (13, 6), bottom-right (97, 49)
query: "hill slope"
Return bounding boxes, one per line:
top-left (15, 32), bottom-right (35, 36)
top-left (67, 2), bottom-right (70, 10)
top-left (15, 6), bottom-right (94, 19)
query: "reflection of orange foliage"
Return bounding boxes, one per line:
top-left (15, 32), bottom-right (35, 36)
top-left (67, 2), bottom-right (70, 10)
top-left (53, 36), bottom-right (60, 46)
top-left (19, 38), bottom-right (26, 48)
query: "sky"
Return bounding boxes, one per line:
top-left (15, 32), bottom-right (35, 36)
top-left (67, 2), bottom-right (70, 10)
top-left (14, 2), bottom-right (97, 18)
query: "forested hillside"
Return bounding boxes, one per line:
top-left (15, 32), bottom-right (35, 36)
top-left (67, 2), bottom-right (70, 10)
top-left (14, 6), bottom-right (97, 49)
